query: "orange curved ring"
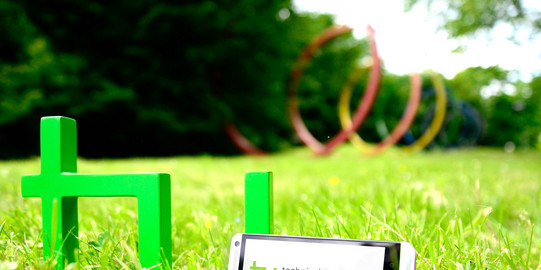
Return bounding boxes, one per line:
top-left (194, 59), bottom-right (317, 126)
top-left (338, 69), bottom-right (422, 156)
top-left (287, 25), bottom-right (381, 156)
top-left (224, 121), bottom-right (267, 156)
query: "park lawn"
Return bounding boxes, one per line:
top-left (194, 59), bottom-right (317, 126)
top-left (0, 146), bottom-right (540, 269)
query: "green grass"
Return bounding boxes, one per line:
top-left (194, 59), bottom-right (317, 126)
top-left (1, 146), bottom-right (540, 269)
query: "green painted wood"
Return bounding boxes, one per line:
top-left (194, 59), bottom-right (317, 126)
top-left (21, 116), bottom-right (172, 269)
top-left (244, 171), bottom-right (273, 234)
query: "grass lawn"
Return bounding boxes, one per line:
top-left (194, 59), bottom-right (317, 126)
top-left (0, 146), bottom-right (540, 269)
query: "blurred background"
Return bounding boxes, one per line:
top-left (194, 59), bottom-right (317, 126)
top-left (0, 0), bottom-right (539, 158)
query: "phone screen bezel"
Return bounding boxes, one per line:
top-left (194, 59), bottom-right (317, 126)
top-left (238, 234), bottom-right (401, 270)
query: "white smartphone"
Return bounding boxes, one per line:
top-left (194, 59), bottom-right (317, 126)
top-left (228, 233), bottom-right (416, 270)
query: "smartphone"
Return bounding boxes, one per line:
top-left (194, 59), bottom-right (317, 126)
top-left (228, 233), bottom-right (416, 270)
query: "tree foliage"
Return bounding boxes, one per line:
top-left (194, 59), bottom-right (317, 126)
top-left (404, 0), bottom-right (541, 37)
top-left (404, 0), bottom-right (541, 149)
top-left (0, 0), bottom-right (367, 157)
top-left (449, 66), bottom-right (541, 147)
top-left (0, 0), bottom-right (539, 158)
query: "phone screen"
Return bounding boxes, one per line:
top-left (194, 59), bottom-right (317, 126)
top-left (238, 234), bottom-right (400, 270)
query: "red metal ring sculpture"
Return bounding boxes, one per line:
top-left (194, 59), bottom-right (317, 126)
top-left (225, 120), bottom-right (267, 156)
top-left (287, 25), bottom-right (381, 156)
top-left (339, 70), bottom-right (422, 156)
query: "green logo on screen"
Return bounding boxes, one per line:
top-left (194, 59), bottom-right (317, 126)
top-left (250, 261), bottom-right (323, 270)
top-left (250, 261), bottom-right (276, 270)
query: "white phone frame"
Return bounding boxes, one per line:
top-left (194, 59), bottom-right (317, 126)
top-left (228, 233), bottom-right (416, 270)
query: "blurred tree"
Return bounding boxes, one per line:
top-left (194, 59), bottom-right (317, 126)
top-left (404, 0), bottom-right (541, 38)
top-left (525, 76), bottom-right (541, 147)
top-left (448, 66), bottom-right (508, 116)
top-left (404, 0), bottom-right (541, 148)
top-left (0, 1), bottom-right (89, 157)
top-left (449, 66), bottom-right (541, 147)
top-left (0, 0), bottom-right (365, 157)
top-left (3, 0), bottom-right (536, 157)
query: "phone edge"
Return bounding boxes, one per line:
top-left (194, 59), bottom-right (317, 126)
top-left (399, 241), bottom-right (417, 270)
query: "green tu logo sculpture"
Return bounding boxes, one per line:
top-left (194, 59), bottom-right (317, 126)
top-left (245, 171), bottom-right (273, 234)
top-left (21, 116), bottom-right (172, 268)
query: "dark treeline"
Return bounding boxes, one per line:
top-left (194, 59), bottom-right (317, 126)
top-left (0, 0), bottom-right (539, 158)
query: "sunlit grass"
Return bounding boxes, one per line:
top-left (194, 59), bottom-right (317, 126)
top-left (1, 146), bottom-right (540, 269)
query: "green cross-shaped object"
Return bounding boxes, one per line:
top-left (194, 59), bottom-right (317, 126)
top-left (244, 171), bottom-right (273, 234)
top-left (21, 116), bottom-right (172, 268)
top-left (250, 261), bottom-right (267, 270)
